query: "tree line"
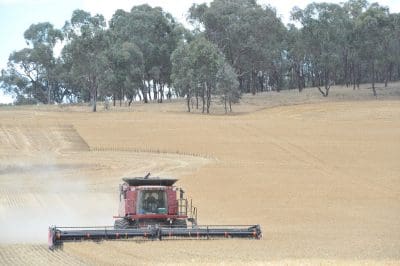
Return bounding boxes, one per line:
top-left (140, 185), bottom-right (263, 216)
top-left (1, 0), bottom-right (399, 112)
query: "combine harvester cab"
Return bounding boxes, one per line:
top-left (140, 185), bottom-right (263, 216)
top-left (49, 175), bottom-right (262, 249)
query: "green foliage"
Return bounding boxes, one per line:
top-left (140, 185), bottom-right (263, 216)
top-left (1, 0), bottom-right (400, 110)
top-left (216, 62), bottom-right (240, 112)
top-left (171, 42), bottom-right (195, 100)
top-left (15, 94), bottom-right (38, 105)
top-left (104, 40), bottom-right (144, 105)
top-left (171, 36), bottom-right (230, 113)
top-left (62, 9), bottom-right (108, 111)
top-left (291, 3), bottom-right (350, 96)
top-left (354, 3), bottom-right (392, 94)
top-left (109, 5), bottom-right (183, 103)
top-left (24, 22), bottom-right (63, 48)
top-left (1, 22), bottom-right (64, 103)
top-left (189, 0), bottom-right (286, 93)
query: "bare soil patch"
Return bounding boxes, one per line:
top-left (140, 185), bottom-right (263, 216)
top-left (0, 85), bottom-right (399, 265)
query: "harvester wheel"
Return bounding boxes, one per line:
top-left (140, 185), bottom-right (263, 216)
top-left (172, 219), bottom-right (187, 228)
top-left (114, 219), bottom-right (130, 229)
top-left (188, 217), bottom-right (197, 227)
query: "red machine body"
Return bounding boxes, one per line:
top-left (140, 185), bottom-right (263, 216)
top-left (115, 177), bottom-right (196, 227)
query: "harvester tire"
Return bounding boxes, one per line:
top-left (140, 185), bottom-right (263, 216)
top-left (172, 219), bottom-right (187, 228)
top-left (114, 219), bottom-right (130, 229)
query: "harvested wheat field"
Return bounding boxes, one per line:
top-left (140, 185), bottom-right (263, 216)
top-left (0, 87), bottom-right (399, 265)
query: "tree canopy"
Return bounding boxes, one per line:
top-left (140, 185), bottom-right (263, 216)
top-left (1, 0), bottom-right (399, 111)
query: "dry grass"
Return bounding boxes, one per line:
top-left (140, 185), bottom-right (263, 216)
top-left (0, 83), bottom-right (399, 265)
top-left (3, 81), bottom-right (398, 115)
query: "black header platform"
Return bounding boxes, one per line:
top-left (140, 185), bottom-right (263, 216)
top-left (122, 177), bottom-right (178, 186)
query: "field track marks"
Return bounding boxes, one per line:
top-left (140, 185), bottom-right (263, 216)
top-left (0, 244), bottom-right (88, 266)
top-left (235, 122), bottom-right (339, 179)
top-left (0, 124), bottom-right (89, 153)
top-left (0, 189), bottom-right (36, 208)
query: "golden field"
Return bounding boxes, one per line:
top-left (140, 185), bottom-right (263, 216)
top-left (0, 85), bottom-right (399, 265)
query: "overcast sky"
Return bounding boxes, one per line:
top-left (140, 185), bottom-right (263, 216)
top-left (1, 0), bottom-right (399, 103)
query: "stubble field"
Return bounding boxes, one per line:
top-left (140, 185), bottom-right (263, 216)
top-left (0, 85), bottom-right (399, 265)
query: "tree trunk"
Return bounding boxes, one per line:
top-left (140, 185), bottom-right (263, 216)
top-left (224, 97), bottom-right (227, 114)
top-left (142, 88), bottom-right (148, 103)
top-left (343, 49), bottom-right (349, 87)
top-left (239, 76), bottom-right (244, 92)
top-left (317, 86), bottom-right (329, 97)
top-left (201, 84), bottom-right (205, 113)
top-left (196, 91), bottom-right (199, 109)
top-left (158, 83), bottom-right (164, 103)
top-left (325, 85), bottom-right (330, 97)
top-left (384, 63), bottom-right (391, 87)
top-left (316, 69), bottom-right (330, 97)
top-left (397, 64), bottom-right (400, 80)
top-left (147, 80), bottom-right (152, 101)
top-left (297, 64), bottom-right (303, 92)
top-left (119, 88), bottom-right (123, 107)
top-left (351, 62), bottom-right (356, 90)
top-left (205, 82), bottom-right (211, 114)
top-left (324, 69), bottom-right (330, 97)
top-left (258, 71), bottom-right (264, 92)
top-left (47, 81), bottom-right (51, 104)
top-left (371, 61), bottom-right (377, 97)
top-left (92, 87), bottom-right (97, 112)
top-left (153, 81), bottom-right (157, 101)
top-left (141, 83), bottom-right (148, 103)
top-left (275, 69), bottom-right (281, 92)
top-left (311, 70), bottom-right (316, 87)
top-left (289, 67), bottom-right (294, 90)
top-left (186, 92), bottom-right (191, 112)
top-left (251, 68), bottom-right (256, 95)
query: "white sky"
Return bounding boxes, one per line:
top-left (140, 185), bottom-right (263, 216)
top-left (0, 0), bottom-right (399, 103)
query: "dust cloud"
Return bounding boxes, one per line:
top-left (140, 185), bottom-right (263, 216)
top-left (0, 156), bottom-right (116, 244)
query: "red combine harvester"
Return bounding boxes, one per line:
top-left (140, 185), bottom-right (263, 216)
top-left (48, 174), bottom-right (262, 249)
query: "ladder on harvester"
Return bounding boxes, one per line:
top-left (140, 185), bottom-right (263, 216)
top-left (178, 198), bottom-right (197, 225)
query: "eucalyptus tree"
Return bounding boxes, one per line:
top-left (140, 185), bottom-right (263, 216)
top-left (0, 22), bottom-right (63, 103)
top-left (62, 9), bottom-right (108, 111)
top-left (355, 3), bottom-right (391, 96)
top-left (109, 5), bottom-right (183, 103)
top-left (343, 0), bottom-right (369, 88)
top-left (379, 12), bottom-right (400, 86)
top-left (286, 24), bottom-right (306, 91)
top-left (172, 36), bottom-right (235, 113)
top-left (190, 36), bottom-right (223, 113)
top-left (216, 62), bottom-right (240, 113)
top-left (189, 0), bottom-right (286, 93)
top-left (388, 13), bottom-right (400, 83)
top-left (171, 42), bottom-right (196, 112)
top-left (1, 48), bottom-right (44, 103)
top-left (58, 42), bottom-right (90, 102)
top-left (105, 40), bottom-right (144, 106)
top-left (292, 3), bottom-right (349, 97)
top-left (0, 67), bottom-right (30, 103)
